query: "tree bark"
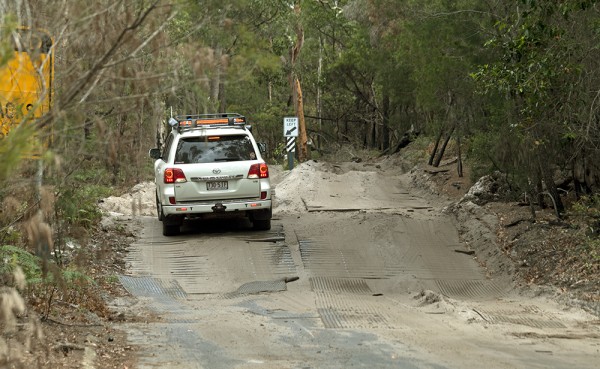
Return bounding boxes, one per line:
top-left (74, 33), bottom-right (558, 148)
top-left (428, 127), bottom-right (443, 166)
top-left (211, 46), bottom-right (222, 111)
top-left (288, 1), bottom-right (305, 160)
top-left (430, 92), bottom-right (454, 166)
top-left (536, 174), bottom-right (546, 209)
top-left (457, 131), bottom-right (463, 177)
top-left (367, 120), bottom-right (376, 149)
top-left (539, 154), bottom-right (565, 216)
top-left (296, 78), bottom-right (308, 161)
top-left (433, 124), bottom-right (455, 167)
top-left (317, 36), bottom-right (323, 151)
top-left (392, 130), bottom-right (419, 154)
top-left (381, 91), bottom-right (390, 151)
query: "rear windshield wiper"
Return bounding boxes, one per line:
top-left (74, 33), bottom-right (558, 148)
top-left (213, 157), bottom-right (243, 162)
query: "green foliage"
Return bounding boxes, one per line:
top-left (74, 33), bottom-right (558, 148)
top-left (0, 225), bottom-right (21, 246)
top-left (56, 171), bottom-right (113, 229)
top-left (467, 125), bottom-right (536, 197)
top-left (0, 124), bottom-right (38, 180)
top-left (570, 195), bottom-right (600, 221)
top-left (25, 263), bottom-right (105, 319)
top-left (58, 188), bottom-right (107, 228)
top-left (32, 267), bottom-right (93, 286)
top-left (472, 1), bottom-right (592, 119)
top-left (0, 245), bottom-right (42, 283)
top-left (469, 0), bottom-right (600, 212)
top-left (247, 104), bottom-right (292, 160)
top-left (269, 140), bottom-right (298, 169)
top-left (567, 196), bottom-right (600, 263)
top-left (468, 131), bottom-right (499, 179)
top-left (0, 229), bottom-right (103, 318)
top-left (0, 17), bottom-right (16, 67)
top-left (582, 238), bottom-right (600, 262)
top-left (272, 142), bottom-right (286, 161)
top-left (71, 167), bottom-right (111, 184)
top-left (104, 274), bottom-right (119, 284)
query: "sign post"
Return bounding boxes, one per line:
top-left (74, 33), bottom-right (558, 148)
top-left (283, 117), bottom-right (299, 170)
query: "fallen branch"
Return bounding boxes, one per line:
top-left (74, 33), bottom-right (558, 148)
top-left (53, 342), bottom-right (85, 353)
top-left (307, 207), bottom-right (362, 213)
top-left (424, 167), bottom-right (450, 174)
top-left (503, 218), bottom-right (533, 228)
top-left (44, 316), bottom-right (102, 327)
top-left (454, 249), bottom-right (475, 255)
top-left (244, 236), bottom-right (285, 243)
top-left (511, 332), bottom-right (600, 339)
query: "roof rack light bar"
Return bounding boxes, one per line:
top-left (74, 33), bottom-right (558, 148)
top-left (171, 113), bottom-right (247, 132)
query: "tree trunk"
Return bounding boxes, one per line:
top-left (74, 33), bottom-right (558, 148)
top-left (317, 36), bottom-right (323, 151)
top-left (536, 174), bottom-right (546, 209)
top-left (429, 126), bottom-right (444, 166)
top-left (457, 131), bottom-right (463, 177)
top-left (288, 1), bottom-right (305, 159)
top-left (433, 124), bottom-right (455, 167)
top-left (430, 92), bottom-right (454, 166)
top-left (367, 120), bottom-right (376, 149)
top-left (539, 155), bottom-right (565, 216)
top-left (381, 91), bottom-right (390, 151)
top-left (218, 79), bottom-right (226, 113)
top-left (296, 78), bottom-right (308, 161)
top-left (211, 46), bottom-right (222, 111)
top-left (392, 130), bottom-right (419, 154)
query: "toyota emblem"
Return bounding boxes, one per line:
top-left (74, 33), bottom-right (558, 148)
top-left (212, 168), bottom-right (222, 174)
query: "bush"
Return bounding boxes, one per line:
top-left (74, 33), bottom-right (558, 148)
top-left (56, 173), bottom-right (113, 230)
top-left (0, 246), bottom-right (108, 319)
top-left (0, 245), bottom-right (42, 283)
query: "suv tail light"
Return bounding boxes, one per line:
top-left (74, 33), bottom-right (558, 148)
top-left (248, 163), bottom-right (269, 179)
top-left (164, 168), bottom-right (187, 183)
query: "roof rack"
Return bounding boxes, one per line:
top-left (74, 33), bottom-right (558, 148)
top-left (169, 113), bottom-right (248, 132)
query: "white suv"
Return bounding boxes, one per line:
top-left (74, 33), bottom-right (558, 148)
top-left (149, 113), bottom-right (272, 236)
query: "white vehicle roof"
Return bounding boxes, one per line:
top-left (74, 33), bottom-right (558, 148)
top-left (176, 126), bottom-right (252, 138)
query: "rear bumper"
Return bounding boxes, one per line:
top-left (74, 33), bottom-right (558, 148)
top-left (162, 199), bottom-right (272, 217)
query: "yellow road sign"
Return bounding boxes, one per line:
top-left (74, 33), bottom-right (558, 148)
top-left (0, 27), bottom-right (54, 138)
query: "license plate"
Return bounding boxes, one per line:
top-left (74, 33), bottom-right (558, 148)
top-left (207, 181), bottom-right (228, 190)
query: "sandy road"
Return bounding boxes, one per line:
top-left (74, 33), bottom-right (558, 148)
top-left (114, 161), bottom-right (599, 369)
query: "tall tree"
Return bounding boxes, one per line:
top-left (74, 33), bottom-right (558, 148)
top-left (473, 0), bottom-right (600, 213)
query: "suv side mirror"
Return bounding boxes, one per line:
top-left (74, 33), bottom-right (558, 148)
top-left (257, 143), bottom-right (267, 153)
top-left (149, 148), bottom-right (161, 160)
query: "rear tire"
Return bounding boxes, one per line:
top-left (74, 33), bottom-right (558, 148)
top-left (162, 221), bottom-right (180, 236)
top-left (253, 218), bottom-right (271, 231)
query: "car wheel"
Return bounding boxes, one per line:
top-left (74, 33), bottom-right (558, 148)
top-left (253, 218), bottom-right (271, 231)
top-left (162, 221), bottom-right (180, 236)
top-left (156, 193), bottom-right (163, 221)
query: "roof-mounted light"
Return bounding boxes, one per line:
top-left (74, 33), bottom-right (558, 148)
top-left (196, 118), bottom-right (228, 125)
top-left (170, 113), bottom-right (248, 132)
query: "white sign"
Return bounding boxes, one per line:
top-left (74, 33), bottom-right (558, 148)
top-left (283, 117), bottom-right (299, 137)
top-left (286, 137), bottom-right (296, 152)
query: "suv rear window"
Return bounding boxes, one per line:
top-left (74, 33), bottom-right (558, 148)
top-left (174, 135), bottom-right (256, 164)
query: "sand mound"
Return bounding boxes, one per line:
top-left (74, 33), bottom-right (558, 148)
top-left (272, 161), bottom-right (323, 214)
top-left (99, 181), bottom-right (156, 217)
